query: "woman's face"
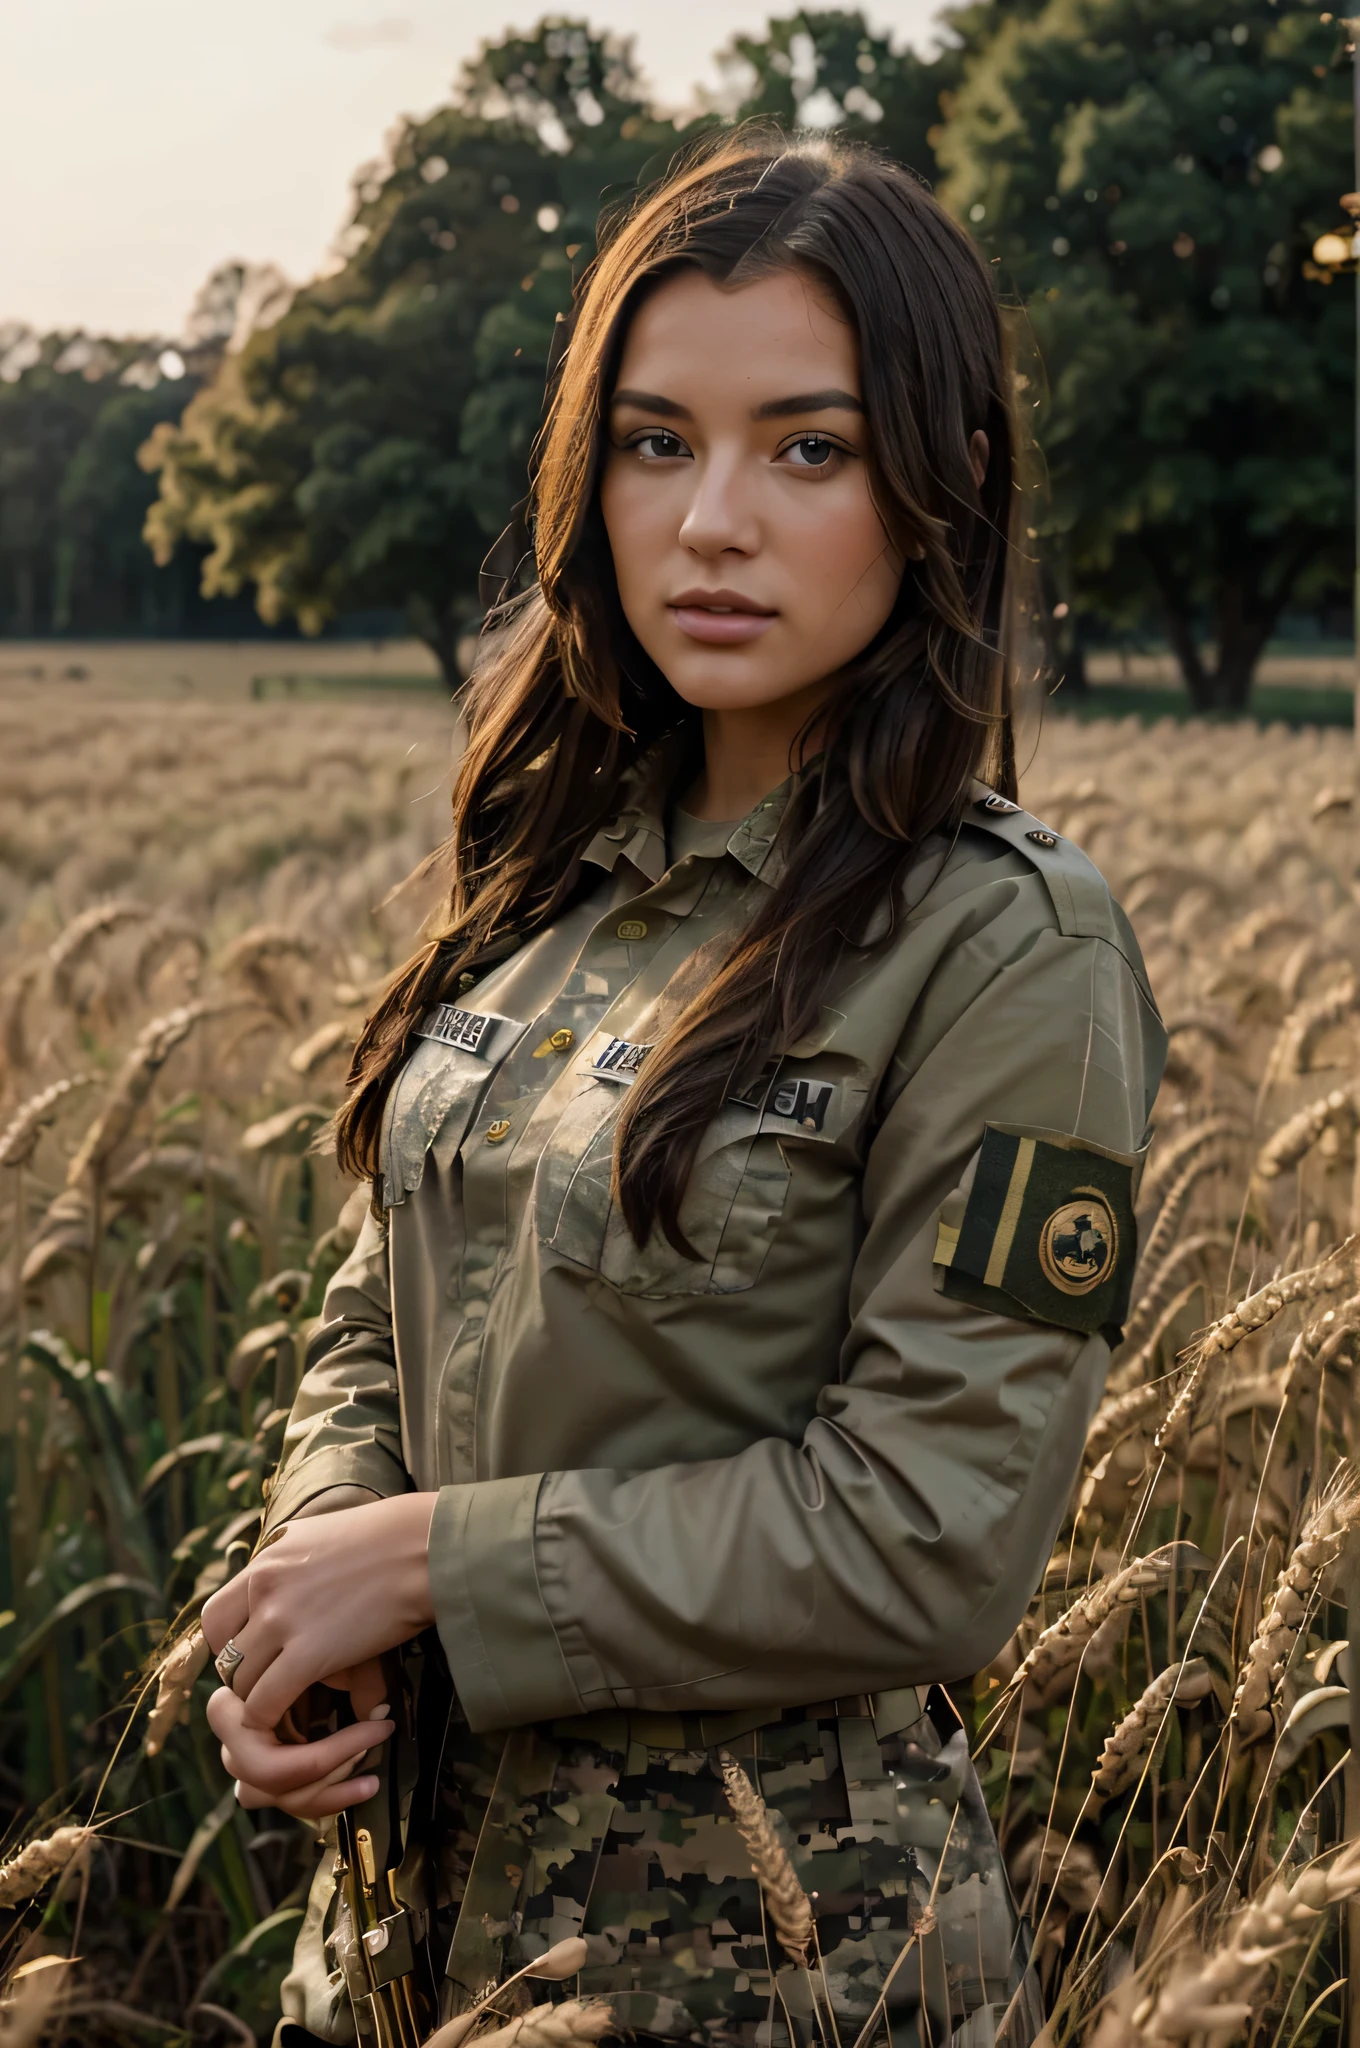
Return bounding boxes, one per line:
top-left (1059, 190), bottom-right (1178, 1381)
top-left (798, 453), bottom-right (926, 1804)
top-left (599, 264), bottom-right (903, 716)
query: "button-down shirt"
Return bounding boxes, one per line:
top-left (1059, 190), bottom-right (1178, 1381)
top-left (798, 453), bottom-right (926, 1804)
top-left (264, 749), bottom-right (1165, 1733)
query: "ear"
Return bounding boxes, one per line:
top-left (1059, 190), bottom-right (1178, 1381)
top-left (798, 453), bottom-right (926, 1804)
top-left (968, 430), bottom-right (990, 490)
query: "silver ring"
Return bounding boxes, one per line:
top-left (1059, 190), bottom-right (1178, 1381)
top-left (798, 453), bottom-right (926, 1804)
top-left (214, 1639), bottom-right (245, 1686)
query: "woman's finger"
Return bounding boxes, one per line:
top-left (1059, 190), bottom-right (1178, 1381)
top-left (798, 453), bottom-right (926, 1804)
top-left (205, 1686), bottom-right (392, 1792)
top-left (200, 1571), bottom-right (253, 1657)
top-left (219, 1617), bottom-right (287, 1711)
top-left (217, 1719), bottom-right (391, 1795)
top-left (237, 1642), bottom-right (342, 1734)
top-left (218, 1724), bottom-right (390, 1797)
top-left (233, 1771), bottom-right (381, 1820)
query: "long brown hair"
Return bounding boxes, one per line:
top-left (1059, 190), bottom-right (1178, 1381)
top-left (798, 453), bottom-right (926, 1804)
top-left (337, 124), bottom-right (1024, 1253)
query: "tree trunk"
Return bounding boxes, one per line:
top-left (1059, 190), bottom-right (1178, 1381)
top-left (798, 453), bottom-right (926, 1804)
top-left (1145, 538), bottom-right (1315, 713)
top-left (1062, 623), bottom-right (1088, 696)
top-left (1155, 592), bottom-right (1210, 706)
top-left (1186, 573), bottom-right (1276, 711)
top-left (407, 594), bottom-right (465, 690)
top-left (1036, 556), bottom-right (1086, 696)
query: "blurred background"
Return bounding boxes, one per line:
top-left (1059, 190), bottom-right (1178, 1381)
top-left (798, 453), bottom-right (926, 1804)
top-left (6, 7), bottom-right (1360, 2047)
top-left (2, 0), bottom-right (1355, 717)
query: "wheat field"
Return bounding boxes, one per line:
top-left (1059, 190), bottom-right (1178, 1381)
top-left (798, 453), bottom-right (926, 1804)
top-left (2, 686), bottom-right (1360, 2046)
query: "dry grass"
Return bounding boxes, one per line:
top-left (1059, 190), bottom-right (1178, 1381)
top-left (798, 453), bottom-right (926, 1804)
top-left (2, 698), bottom-right (1360, 2042)
top-left (0, 687), bottom-right (450, 2041)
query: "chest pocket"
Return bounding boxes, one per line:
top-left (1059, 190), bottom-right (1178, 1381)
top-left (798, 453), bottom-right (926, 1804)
top-left (380, 1006), bottom-right (527, 1207)
top-left (534, 1041), bottom-right (853, 1297)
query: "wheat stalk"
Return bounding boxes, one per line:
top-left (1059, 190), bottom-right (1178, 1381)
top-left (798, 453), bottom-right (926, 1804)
top-left (1132, 1839), bottom-right (1360, 2040)
top-left (0, 1825), bottom-right (95, 1907)
top-left (1120, 1236), bottom-right (1231, 1358)
top-left (1255, 1086), bottom-right (1360, 1181)
top-left (718, 1750), bottom-right (814, 1964)
top-left (1262, 975), bottom-right (1357, 1091)
top-left (48, 900), bottom-right (153, 1003)
top-left (462, 2001), bottom-right (615, 2048)
top-left (1232, 1468), bottom-right (1360, 1745)
top-left (1085, 1382), bottom-right (1166, 1469)
top-left (1138, 1117), bottom-right (1247, 1222)
top-left (1010, 1547), bottom-right (1208, 1705)
top-left (1091, 1659), bottom-right (1213, 1802)
top-left (422, 1943), bottom-right (597, 2048)
top-left (0, 1076), bottom-right (92, 1171)
top-left (1277, 1295), bottom-right (1360, 1408)
top-left (65, 999), bottom-right (224, 1184)
top-left (1136, 1157), bottom-right (1237, 1284)
top-left (143, 1628), bottom-right (210, 1757)
top-left (1155, 1239), bottom-right (1357, 1455)
top-left (0, 1957), bottom-right (76, 2046)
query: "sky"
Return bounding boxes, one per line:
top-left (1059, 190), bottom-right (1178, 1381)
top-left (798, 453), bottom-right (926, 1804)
top-left (1, 0), bottom-right (945, 340)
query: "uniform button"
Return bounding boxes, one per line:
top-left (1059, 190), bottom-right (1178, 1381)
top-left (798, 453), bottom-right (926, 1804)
top-left (485, 1119), bottom-right (511, 1144)
top-left (1027, 829), bottom-right (1058, 849)
top-left (616, 919), bottom-right (648, 941)
top-left (548, 1027), bottom-right (575, 1052)
top-left (457, 971), bottom-right (476, 993)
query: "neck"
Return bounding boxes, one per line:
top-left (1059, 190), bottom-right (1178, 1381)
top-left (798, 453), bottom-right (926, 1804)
top-left (683, 683), bottom-right (832, 822)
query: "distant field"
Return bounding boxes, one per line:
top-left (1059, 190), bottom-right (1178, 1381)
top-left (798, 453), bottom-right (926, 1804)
top-left (0, 636), bottom-right (444, 701)
top-left (0, 637), bottom-right (1354, 719)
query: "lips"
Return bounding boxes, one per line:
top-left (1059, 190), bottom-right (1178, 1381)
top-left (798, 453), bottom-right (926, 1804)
top-left (667, 588), bottom-right (778, 647)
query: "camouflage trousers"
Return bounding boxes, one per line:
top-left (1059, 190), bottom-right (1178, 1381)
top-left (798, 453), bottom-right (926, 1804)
top-left (276, 1665), bottom-right (1042, 2048)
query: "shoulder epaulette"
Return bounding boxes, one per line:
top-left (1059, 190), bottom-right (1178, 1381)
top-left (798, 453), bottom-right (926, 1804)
top-left (966, 783), bottom-right (1154, 1005)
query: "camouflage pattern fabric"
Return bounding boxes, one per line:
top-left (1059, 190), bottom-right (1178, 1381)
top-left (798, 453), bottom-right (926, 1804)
top-left (278, 1681), bottom-right (1043, 2048)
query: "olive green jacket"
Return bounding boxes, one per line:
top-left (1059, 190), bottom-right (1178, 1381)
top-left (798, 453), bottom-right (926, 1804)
top-left (264, 751), bottom-right (1164, 1733)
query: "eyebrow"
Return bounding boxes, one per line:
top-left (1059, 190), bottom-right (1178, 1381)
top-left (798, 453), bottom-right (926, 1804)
top-left (611, 386), bottom-right (864, 421)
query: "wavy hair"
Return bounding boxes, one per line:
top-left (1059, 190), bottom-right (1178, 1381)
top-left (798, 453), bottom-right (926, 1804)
top-left (336, 124), bottom-right (1025, 1253)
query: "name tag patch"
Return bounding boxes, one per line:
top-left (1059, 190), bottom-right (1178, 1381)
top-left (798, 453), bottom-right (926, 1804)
top-left (414, 1004), bottom-right (524, 1062)
top-left (591, 1035), bottom-right (653, 1083)
top-left (762, 1077), bottom-right (835, 1133)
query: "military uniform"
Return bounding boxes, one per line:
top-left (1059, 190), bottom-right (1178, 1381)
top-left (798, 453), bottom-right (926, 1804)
top-left (265, 742), bottom-right (1165, 2048)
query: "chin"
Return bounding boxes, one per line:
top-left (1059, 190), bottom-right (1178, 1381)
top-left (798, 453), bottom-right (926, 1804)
top-left (650, 646), bottom-right (803, 711)
top-left (665, 669), bottom-right (809, 712)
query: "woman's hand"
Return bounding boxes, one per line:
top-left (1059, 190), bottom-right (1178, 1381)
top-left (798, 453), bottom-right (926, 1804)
top-left (208, 1657), bottom-right (393, 1820)
top-left (202, 1493), bottom-right (438, 1733)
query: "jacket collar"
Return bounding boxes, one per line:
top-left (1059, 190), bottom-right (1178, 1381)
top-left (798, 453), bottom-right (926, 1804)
top-left (581, 738), bottom-right (798, 888)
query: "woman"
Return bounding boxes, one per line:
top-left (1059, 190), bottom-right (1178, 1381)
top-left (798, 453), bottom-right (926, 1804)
top-left (203, 128), bottom-right (1164, 2048)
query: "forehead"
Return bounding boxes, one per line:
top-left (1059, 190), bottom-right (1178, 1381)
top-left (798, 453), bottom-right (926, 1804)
top-left (613, 265), bottom-right (860, 402)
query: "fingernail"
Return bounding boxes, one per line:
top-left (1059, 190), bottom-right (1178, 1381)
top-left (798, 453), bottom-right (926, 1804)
top-left (358, 1777), bottom-right (378, 1797)
top-left (372, 1702), bottom-right (392, 1719)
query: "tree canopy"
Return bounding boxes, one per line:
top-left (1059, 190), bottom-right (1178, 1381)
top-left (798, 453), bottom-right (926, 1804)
top-left (0, 3), bottom-right (1353, 706)
top-left (141, 22), bottom-right (681, 680)
top-left (139, 10), bottom-right (974, 681)
top-left (936, 0), bottom-right (1354, 708)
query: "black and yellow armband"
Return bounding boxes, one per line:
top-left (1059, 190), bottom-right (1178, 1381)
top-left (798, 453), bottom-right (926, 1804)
top-left (933, 1123), bottom-right (1143, 1343)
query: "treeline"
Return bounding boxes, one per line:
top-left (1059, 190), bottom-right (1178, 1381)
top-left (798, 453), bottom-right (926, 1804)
top-left (0, 3), bottom-right (1352, 707)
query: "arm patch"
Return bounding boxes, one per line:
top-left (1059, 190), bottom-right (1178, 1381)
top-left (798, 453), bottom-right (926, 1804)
top-left (933, 1123), bottom-right (1143, 1341)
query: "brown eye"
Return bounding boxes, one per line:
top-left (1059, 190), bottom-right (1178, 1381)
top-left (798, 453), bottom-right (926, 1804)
top-left (634, 430), bottom-right (689, 460)
top-left (782, 434), bottom-right (837, 468)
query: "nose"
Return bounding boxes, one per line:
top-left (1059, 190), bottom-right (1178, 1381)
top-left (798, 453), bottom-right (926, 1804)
top-left (676, 449), bottom-right (759, 560)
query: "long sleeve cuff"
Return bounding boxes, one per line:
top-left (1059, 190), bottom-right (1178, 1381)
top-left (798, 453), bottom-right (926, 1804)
top-left (262, 1437), bottom-right (408, 1534)
top-left (429, 1474), bottom-right (579, 1732)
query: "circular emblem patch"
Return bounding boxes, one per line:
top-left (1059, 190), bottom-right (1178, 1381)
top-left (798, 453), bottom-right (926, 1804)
top-left (1039, 1192), bottom-right (1117, 1296)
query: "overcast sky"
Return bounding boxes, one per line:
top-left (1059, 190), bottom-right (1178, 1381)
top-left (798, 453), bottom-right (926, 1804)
top-left (2, 1), bottom-right (945, 339)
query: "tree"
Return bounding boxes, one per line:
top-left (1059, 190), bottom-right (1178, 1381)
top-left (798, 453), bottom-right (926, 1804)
top-left (719, 8), bottom-right (961, 179)
top-left (0, 332), bottom-right (210, 637)
top-left (935, 0), bottom-right (1355, 709)
top-left (53, 382), bottom-right (211, 633)
top-left (142, 21), bottom-right (681, 682)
